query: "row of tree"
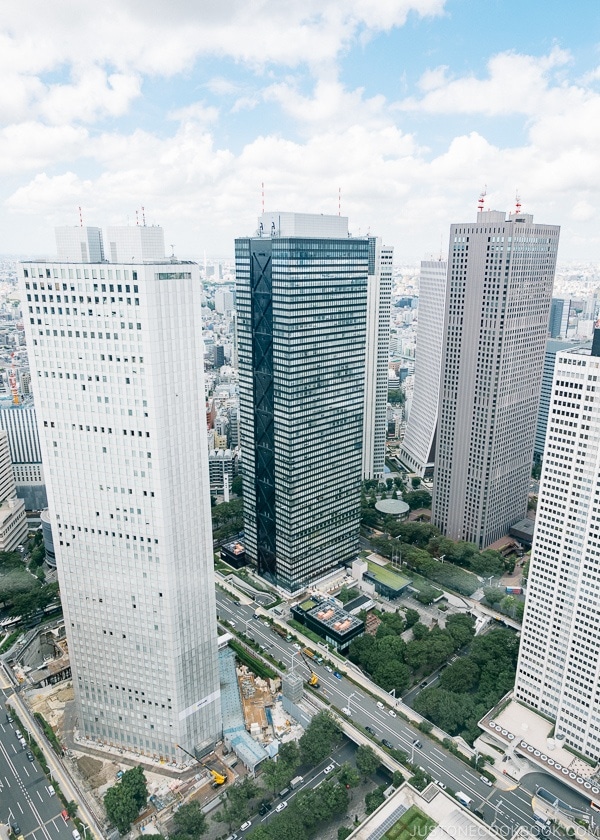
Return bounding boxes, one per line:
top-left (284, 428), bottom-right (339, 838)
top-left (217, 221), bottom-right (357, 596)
top-left (349, 612), bottom-right (476, 694)
top-left (413, 627), bottom-right (519, 743)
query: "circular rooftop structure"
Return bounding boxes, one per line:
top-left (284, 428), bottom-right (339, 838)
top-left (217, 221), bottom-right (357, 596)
top-left (375, 498), bottom-right (410, 518)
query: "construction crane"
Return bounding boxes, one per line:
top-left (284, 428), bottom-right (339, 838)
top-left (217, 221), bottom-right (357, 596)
top-left (299, 652), bottom-right (320, 689)
top-left (175, 743), bottom-right (226, 786)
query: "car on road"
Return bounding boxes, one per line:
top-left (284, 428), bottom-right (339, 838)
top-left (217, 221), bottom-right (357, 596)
top-left (376, 701), bottom-right (384, 709)
top-left (435, 780), bottom-right (446, 790)
top-left (389, 709), bottom-right (397, 717)
top-left (61, 811), bottom-right (70, 822)
top-left (15, 729), bottom-right (22, 738)
top-left (258, 802), bottom-right (272, 816)
top-left (278, 787), bottom-right (290, 798)
top-left (293, 643), bottom-right (301, 650)
top-left (480, 775), bottom-right (493, 787)
top-left (365, 726), bottom-right (377, 736)
top-left (333, 671), bottom-right (342, 680)
top-left (6, 713), bottom-right (12, 723)
top-left (341, 707), bottom-right (352, 715)
top-left (325, 666), bottom-right (333, 673)
top-left (413, 740), bottom-right (422, 749)
top-left (276, 802), bottom-right (288, 813)
top-left (225, 835), bottom-right (239, 840)
top-left (26, 751), bottom-right (34, 761)
top-left (382, 739), bottom-right (394, 750)
top-left (10, 823), bottom-right (21, 836)
top-left (228, 620), bottom-right (236, 628)
top-left (47, 785), bottom-right (56, 796)
top-left (419, 681), bottom-right (428, 688)
top-left (323, 764), bottom-right (335, 775)
top-left (240, 821), bottom-right (252, 831)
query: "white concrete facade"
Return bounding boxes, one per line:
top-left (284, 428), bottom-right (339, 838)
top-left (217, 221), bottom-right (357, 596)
top-left (0, 430), bottom-right (27, 550)
top-left (432, 211), bottom-right (559, 548)
top-left (362, 240), bottom-right (393, 480)
top-left (19, 247), bottom-right (220, 760)
top-left (515, 345), bottom-right (600, 761)
top-left (400, 260), bottom-right (447, 476)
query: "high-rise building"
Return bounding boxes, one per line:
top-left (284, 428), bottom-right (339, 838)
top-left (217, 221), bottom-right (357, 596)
top-left (515, 339), bottom-right (600, 761)
top-left (549, 297), bottom-right (572, 339)
top-left (534, 339), bottom-right (585, 459)
top-left (19, 227), bottom-right (220, 759)
top-left (362, 240), bottom-right (393, 481)
top-left (55, 226), bottom-right (104, 263)
top-left (0, 429), bottom-right (28, 550)
top-left (0, 397), bottom-right (46, 510)
top-left (400, 260), bottom-right (447, 477)
top-left (237, 212), bottom-right (369, 592)
top-left (432, 210), bottom-right (559, 548)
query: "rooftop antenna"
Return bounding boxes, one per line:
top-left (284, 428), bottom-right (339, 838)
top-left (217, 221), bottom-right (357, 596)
top-left (515, 190), bottom-right (521, 215)
top-left (477, 186), bottom-right (487, 213)
top-left (142, 206), bottom-right (146, 226)
top-left (338, 186), bottom-right (341, 217)
top-left (439, 233), bottom-right (443, 261)
top-left (261, 182), bottom-right (265, 215)
top-left (170, 243), bottom-right (176, 258)
top-left (78, 206), bottom-right (83, 227)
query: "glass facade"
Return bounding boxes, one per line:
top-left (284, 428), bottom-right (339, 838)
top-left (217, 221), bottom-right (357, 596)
top-left (237, 232), bottom-right (369, 591)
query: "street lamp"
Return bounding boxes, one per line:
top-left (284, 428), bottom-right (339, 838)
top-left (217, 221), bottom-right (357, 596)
top-left (348, 692), bottom-right (356, 714)
top-left (439, 555), bottom-right (446, 564)
top-left (410, 739), bottom-right (419, 763)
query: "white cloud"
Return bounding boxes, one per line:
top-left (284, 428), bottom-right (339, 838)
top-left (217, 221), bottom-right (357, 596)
top-left (0, 123), bottom-right (89, 174)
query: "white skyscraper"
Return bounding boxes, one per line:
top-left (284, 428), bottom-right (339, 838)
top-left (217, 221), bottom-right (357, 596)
top-left (362, 240), bottom-right (393, 480)
top-left (515, 340), bottom-right (600, 761)
top-left (432, 210), bottom-right (559, 548)
top-left (400, 260), bottom-right (447, 477)
top-left (0, 429), bottom-right (28, 551)
top-left (19, 228), bottom-right (220, 760)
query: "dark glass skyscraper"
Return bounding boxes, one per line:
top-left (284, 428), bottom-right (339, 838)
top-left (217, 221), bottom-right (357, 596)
top-left (236, 212), bottom-right (369, 592)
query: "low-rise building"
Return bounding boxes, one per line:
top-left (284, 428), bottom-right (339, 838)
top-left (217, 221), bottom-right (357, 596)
top-left (291, 597), bottom-right (364, 651)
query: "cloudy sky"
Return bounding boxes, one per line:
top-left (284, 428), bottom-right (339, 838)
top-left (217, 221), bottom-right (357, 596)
top-left (2, 0), bottom-right (600, 261)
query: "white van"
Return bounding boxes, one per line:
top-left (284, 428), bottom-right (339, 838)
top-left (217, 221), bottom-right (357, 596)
top-left (456, 791), bottom-right (473, 808)
top-left (72, 830), bottom-right (81, 840)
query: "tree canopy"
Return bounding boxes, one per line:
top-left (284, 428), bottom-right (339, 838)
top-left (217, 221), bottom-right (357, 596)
top-left (104, 766), bottom-right (148, 834)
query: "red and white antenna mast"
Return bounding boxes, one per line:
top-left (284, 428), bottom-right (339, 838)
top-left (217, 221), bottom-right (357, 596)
top-left (78, 206), bottom-right (83, 227)
top-left (142, 206), bottom-right (146, 226)
top-left (338, 186), bottom-right (341, 217)
top-left (135, 209), bottom-right (139, 226)
top-left (477, 186), bottom-right (487, 213)
top-left (515, 190), bottom-right (522, 214)
top-left (261, 182), bottom-right (265, 215)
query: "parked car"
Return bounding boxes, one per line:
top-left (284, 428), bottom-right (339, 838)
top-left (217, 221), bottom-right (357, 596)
top-left (435, 780), bottom-right (447, 790)
top-left (26, 751), bottom-right (34, 761)
top-left (276, 802), bottom-right (287, 813)
top-left (365, 726), bottom-right (377, 736)
top-left (240, 822), bottom-right (252, 832)
top-left (325, 666), bottom-right (333, 673)
top-left (333, 671), bottom-right (342, 680)
top-left (376, 701), bottom-right (384, 710)
top-left (382, 739), bottom-right (394, 750)
top-left (389, 709), bottom-right (397, 717)
top-left (480, 775), bottom-right (493, 787)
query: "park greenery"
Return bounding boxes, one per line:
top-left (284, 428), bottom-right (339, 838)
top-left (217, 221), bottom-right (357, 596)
top-left (337, 585), bottom-right (360, 604)
top-left (211, 497), bottom-right (244, 543)
top-left (413, 627), bottom-right (519, 743)
top-left (0, 544), bottom-right (59, 620)
top-left (349, 612), bottom-right (476, 694)
top-left (213, 777), bottom-right (260, 831)
top-left (482, 587), bottom-right (525, 621)
top-left (171, 801), bottom-right (208, 839)
top-left (104, 766), bottom-right (148, 834)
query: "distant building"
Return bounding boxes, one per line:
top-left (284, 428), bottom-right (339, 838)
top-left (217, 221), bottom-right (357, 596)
top-left (362, 240), bottom-right (393, 480)
top-left (535, 339), bottom-right (585, 459)
top-left (220, 539), bottom-right (246, 568)
top-left (400, 260), bottom-right (447, 477)
top-left (208, 448), bottom-right (238, 494)
top-left (215, 288), bottom-right (235, 315)
top-left (549, 297), bottom-right (572, 338)
top-left (0, 430), bottom-right (28, 550)
top-left (54, 226), bottom-right (104, 262)
top-left (0, 398), bottom-right (47, 510)
top-left (432, 210), bottom-right (559, 549)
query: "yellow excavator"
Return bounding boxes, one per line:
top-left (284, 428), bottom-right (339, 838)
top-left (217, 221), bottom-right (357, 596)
top-left (300, 651), bottom-right (320, 689)
top-left (175, 743), bottom-right (227, 786)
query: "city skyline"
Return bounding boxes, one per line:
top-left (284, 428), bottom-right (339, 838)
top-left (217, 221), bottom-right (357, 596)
top-left (1, 2), bottom-right (600, 263)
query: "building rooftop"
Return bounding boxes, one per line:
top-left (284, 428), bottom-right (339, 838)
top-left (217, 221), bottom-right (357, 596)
top-left (366, 560), bottom-right (411, 591)
top-left (375, 498), bottom-right (410, 516)
top-left (306, 600), bottom-right (363, 636)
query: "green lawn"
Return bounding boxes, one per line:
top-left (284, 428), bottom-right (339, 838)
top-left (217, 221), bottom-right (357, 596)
top-left (382, 805), bottom-right (436, 840)
top-left (367, 560), bottom-right (411, 590)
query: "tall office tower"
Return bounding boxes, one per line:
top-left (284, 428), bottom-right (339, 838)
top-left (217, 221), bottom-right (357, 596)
top-left (549, 297), bottom-right (572, 338)
top-left (105, 225), bottom-right (166, 263)
top-left (19, 229), bottom-right (220, 759)
top-left (237, 212), bottom-right (369, 592)
top-left (0, 397), bottom-right (47, 510)
top-left (362, 240), bottom-right (393, 480)
top-left (0, 429), bottom-right (28, 550)
top-left (534, 339), bottom-right (585, 459)
top-left (515, 340), bottom-right (600, 761)
top-left (400, 260), bottom-right (448, 477)
top-left (432, 210), bottom-right (559, 548)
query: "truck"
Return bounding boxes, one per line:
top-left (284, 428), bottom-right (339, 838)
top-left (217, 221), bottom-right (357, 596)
top-left (289, 776), bottom-right (304, 790)
top-left (302, 648), bottom-right (323, 664)
top-left (505, 586), bottom-right (523, 595)
top-left (272, 625), bottom-right (292, 642)
top-left (455, 791), bottom-right (473, 808)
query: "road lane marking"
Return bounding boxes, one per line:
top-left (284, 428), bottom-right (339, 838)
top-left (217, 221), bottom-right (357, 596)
top-left (17, 802), bottom-right (23, 813)
top-left (37, 790), bottom-right (43, 802)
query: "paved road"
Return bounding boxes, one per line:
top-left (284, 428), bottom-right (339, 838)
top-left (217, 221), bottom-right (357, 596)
top-left (0, 689), bottom-right (74, 840)
top-left (216, 589), bottom-right (597, 833)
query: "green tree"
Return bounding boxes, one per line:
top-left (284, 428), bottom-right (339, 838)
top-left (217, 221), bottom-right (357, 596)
top-left (404, 608), bottom-right (420, 628)
top-left (388, 389), bottom-right (405, 405)
top-left (439, 658), bottom-right (480, 693)
top-left (299, 711), bottom-right (341, 766)
top-left (172, 801), bottom-right (208, 839)
top-left (392, 770), bottom-right (405, 787)
top-left (65, 801), bottom-right (78, 819)
top-left (338, 828), bottom-right (353, 840)
top-left (356, 745), bottom-right (380, 779)
top-left (445, 613), bottom-right (476, 648)
top-left (411, 476), bottom-right (421, 489)
top-left (231, 475), bottom-right (244, 496)
top-left (483, 586), bottom-right (505, 607)
top-left (104, 767), bottom-right (148, 834)
top-left (337, 763), bottom-right (360, 788)
top-left (365, 784), bottom-right (386, 814)
top-left (412, 622), bottom-right (429, 640)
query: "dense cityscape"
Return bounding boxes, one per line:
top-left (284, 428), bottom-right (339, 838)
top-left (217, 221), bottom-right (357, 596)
top-left (2, 3), bottom-right (600, 840)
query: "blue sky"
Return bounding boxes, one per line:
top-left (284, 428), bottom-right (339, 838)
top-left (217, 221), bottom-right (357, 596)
top-left (2, 0), bottom-right (600, 261)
